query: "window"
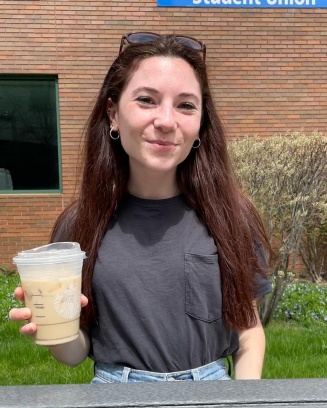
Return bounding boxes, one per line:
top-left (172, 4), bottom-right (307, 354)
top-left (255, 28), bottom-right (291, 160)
top-left (0, 76), bottom-right (61, 192)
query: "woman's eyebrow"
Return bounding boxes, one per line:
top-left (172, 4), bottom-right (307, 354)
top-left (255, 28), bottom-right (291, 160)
top-left (131, 86), bottom-right (159, 96)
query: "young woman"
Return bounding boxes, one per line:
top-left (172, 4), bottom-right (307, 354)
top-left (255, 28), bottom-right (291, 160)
top-left (10, 33), bottom-right (272, 382)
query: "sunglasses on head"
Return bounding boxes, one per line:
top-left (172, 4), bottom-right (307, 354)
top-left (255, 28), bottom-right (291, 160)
top-left (119, 32), bottom-right (206, 61)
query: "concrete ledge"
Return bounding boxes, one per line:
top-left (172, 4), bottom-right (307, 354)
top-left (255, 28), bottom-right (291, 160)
top-left (1, 379), bottom-right (327, 407)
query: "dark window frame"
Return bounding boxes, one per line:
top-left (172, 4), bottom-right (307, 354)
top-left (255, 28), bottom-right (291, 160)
top-left (0, 74), bottom-right (62, 194)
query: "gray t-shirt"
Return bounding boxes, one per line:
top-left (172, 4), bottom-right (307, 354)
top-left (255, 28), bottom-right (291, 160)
top-left (90, 194), bottom-right (271, 372)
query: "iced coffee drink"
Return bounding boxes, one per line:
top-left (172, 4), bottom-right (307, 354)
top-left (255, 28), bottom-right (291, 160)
top-left (21, 274), bottom-right (82, 345)
top-left (13, 242), bottom-right (86, 346)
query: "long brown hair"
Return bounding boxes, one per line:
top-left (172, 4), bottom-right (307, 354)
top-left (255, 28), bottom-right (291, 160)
top-left (51, 35), bottom-right (272, 331)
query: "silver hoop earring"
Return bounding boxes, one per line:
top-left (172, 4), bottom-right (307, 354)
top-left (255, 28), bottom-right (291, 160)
top-left (192, 138), bottom-right (201, 149)
top-left (110, 128), bottom-right (120, 140)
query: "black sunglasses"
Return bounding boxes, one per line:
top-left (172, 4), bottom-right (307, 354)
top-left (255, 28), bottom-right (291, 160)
top-left (119, 32), bottom-right (206, 61)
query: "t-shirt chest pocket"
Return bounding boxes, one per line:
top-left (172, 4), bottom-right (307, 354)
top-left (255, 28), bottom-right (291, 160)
top-left (184, 253), bottom-right (222, 322)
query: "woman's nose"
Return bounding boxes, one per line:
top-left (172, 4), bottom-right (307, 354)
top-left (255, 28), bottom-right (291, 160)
top-left (153, 106), bottom-right (177, 132)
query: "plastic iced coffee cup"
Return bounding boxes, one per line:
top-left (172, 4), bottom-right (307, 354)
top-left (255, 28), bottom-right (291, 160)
top-left (13, 242), bottom-right (86, 346)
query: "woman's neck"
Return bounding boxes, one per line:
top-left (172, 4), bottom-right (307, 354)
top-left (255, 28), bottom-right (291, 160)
top-left (127, 169), bottom-right (179, 200)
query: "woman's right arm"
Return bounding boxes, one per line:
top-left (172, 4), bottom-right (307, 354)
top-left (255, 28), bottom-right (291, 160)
top-left (9, 286), bottom-right (90, 367)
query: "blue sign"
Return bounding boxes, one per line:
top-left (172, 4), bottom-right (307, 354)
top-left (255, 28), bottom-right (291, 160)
top-left (158, 0), bottom-right (325, 7)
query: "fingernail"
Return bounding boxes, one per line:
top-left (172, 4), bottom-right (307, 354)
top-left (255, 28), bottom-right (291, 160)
top-left (27, 325), bottom-right (35, 333)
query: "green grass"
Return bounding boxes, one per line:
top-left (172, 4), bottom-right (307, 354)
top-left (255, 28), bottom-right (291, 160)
top-left (263, 321), bottom-right (327, 379)
top-left (0, 321), bottom-right (93, 385)
top-left (0, 274), bottom-right (21, 323)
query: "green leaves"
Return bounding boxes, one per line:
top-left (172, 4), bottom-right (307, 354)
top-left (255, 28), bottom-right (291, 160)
top-left (0, 265), bottom-right (17, 276)
top-left (0, 275), bottom-right (21, 323)
top-left (273, 282), bottom-right (327, 326)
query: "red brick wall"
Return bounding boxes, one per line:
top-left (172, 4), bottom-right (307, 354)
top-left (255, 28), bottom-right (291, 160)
top-left (1, 1), bottom-right (326, 266)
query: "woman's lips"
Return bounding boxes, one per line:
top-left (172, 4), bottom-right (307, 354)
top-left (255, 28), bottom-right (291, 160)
top-left (147, 140), bottom-right (177, 151)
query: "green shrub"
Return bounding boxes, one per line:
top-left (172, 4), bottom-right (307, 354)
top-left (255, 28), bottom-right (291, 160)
top-left (273, 282), bottom-right (327, 326)
top-left (228, 131), bottom-right (327, 324)
top-left (0, 275), bottom-right (21, 323)
top-left (0, 265), bottom-right (17, 276)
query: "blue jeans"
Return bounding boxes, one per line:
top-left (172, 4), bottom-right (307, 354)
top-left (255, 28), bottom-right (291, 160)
top-left (91, 359), bottom-right (231, 383)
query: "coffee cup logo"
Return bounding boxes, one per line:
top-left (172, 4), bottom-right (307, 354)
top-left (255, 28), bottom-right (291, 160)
top-left (53, 285), bottom-right (80, 320)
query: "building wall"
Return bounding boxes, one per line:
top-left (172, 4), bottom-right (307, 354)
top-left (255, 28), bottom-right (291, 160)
top-left (1, 1), bottom-right (326, 266)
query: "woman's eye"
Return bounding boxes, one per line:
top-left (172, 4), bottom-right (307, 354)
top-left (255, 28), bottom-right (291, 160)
top-left (136, 96), bottom-right (154, 105)
top-left (179, 102), bottom-right (196, 111)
